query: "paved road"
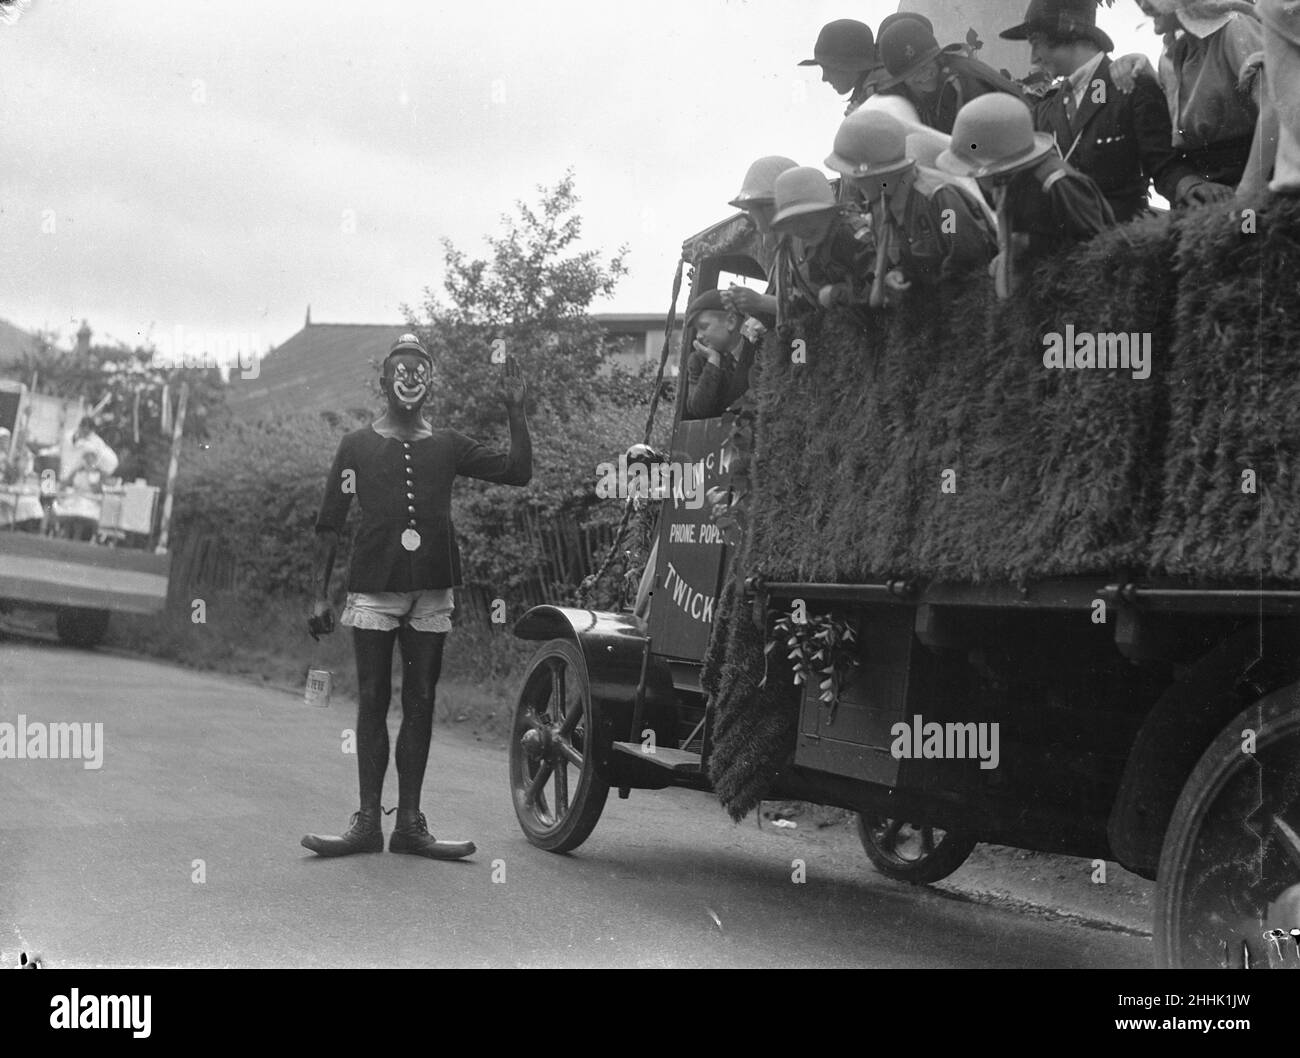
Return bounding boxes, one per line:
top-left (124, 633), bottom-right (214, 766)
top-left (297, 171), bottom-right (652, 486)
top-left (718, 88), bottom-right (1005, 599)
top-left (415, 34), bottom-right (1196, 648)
top-left (0, 640), bottom-right (1152, 968)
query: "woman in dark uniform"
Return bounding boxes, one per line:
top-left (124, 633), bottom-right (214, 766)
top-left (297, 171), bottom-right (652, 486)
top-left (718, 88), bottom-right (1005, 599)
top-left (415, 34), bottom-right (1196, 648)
top-left (302, 334), bottom-right (531, 859)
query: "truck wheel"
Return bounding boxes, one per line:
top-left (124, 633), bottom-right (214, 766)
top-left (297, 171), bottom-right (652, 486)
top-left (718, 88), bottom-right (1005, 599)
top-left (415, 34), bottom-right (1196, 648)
top-left (509, 639), bottom-right (610, 853)
top-left (55, 608), bottom-right (110, 649)
top-left (856, 814), bottom-right (977, 884)
top-left (1154, 687), bottom-right (1300, 968)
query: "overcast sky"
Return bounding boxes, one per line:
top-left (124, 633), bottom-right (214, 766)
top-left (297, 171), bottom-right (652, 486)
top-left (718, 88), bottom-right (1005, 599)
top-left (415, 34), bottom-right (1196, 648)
top-left (1, 0), bottom-right (1163, 359)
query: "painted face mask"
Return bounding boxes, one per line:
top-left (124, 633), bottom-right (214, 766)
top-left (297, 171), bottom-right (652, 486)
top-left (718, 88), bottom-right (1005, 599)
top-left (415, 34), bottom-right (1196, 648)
top-left (386, 355), bottom-right (431, 411)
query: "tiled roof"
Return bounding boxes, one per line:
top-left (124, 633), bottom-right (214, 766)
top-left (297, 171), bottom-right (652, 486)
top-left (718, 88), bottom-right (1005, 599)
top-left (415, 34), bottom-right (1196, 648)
top-left (226, 322), bottom-right (403, 419)
top-left (228, 314), bottom-right (676, 419)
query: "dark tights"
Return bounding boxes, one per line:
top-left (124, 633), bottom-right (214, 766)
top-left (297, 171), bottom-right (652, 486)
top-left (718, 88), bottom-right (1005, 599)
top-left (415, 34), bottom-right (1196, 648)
top-left (351, 626), bottom-right (446, 813)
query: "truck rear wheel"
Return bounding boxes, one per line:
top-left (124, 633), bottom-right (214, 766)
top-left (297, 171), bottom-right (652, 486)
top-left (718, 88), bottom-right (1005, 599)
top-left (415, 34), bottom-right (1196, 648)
top-left (509, 639), bottom-right (610, 853)
top-left (55, 607), bottom-right (110, 648)
top-left (856, 814), bottom-right (977, 884)
top-left (1154, 686), bottom-right (1300, 968)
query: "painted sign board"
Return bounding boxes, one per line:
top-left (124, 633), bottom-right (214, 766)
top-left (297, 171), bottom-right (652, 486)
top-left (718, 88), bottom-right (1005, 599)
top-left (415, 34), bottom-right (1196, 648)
top-left (646, 417), bottom-right (732, 662)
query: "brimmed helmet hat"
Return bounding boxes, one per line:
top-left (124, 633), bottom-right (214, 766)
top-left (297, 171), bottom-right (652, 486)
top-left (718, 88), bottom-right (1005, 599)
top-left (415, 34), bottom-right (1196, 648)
top-left (729, 155), bottom-right (800, 208)
top-left (1000, 0), bottom-right (1116, 54)
top-left (825, 110), bottom-right (915, 178)
top-left (770, 167), bottom-right (838, 228)
top-left (935, 94), bottom-right (1056, 179)
top-left (877, 20), bottom-right (945, 90)
top-left (798, 19), bottom-right (877, 70)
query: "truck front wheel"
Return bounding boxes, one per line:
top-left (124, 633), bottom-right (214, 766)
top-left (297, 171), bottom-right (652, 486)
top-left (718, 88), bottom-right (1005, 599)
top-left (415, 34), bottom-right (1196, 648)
top-left (509, 639), bottom-right (610, 853)
top-left (55, 608), bottom-right (110, 648)
top-left (1154, 684), bottom-right (1300, 968)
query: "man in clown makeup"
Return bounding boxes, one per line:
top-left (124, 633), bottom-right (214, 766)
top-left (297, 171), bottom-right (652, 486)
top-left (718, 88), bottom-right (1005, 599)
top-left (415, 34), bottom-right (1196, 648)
top-left (302, 333), bottom-right (531, 859)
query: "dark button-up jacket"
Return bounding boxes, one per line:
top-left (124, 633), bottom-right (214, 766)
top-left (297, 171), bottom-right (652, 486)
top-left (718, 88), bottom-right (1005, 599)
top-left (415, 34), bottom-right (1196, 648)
top-left (316, 426), bottom-right (531, 592)
top-left (685, 338), bottom-right (756, 420)
top-left (1032, 56), bottom-right (1198, 222)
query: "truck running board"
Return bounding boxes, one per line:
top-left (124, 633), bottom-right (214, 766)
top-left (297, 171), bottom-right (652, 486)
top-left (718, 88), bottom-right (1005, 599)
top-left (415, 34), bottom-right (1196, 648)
top-left (612, 742), bottom-right (702, 774)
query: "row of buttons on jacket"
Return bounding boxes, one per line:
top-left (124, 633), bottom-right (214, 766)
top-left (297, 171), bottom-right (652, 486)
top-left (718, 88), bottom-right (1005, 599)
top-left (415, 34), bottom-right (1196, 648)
top-left (404, 442), bottom-right (416, 527)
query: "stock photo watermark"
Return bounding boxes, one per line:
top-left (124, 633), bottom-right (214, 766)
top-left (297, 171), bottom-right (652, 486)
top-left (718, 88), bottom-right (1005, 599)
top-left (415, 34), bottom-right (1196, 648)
top-left (0, 715), bottom-right (104, 769)
top-left (594, 454), bottom-right (706, 510)
top-left (152, 325), bottom-right (262, 379)
top-left (890, 715), bottom-right (1000, 771)
top-left (1042, 325), bottom-right (1152, 380)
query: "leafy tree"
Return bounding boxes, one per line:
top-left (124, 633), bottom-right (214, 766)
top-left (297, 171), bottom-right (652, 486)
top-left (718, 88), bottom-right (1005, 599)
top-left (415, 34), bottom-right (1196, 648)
top-left (401, 171), bottom-right (675, 610)
top-left (403, 169), bottom-right (637, 436)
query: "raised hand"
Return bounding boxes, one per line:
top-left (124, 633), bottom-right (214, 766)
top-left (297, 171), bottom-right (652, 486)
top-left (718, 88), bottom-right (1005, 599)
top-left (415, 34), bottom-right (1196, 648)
top-left (723, 284), bottom-right (764, 316)
top-left (501, 355), bottom-right (527, 408)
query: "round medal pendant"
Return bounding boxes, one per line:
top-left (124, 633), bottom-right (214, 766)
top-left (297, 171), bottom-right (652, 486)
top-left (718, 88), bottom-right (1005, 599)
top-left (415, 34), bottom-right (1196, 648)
top-left (401, 528), bottom-right (421, 552)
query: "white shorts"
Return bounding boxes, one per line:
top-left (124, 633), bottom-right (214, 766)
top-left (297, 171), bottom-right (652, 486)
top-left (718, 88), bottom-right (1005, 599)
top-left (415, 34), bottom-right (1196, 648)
top-left (340, 588), bottom-right (455, 634)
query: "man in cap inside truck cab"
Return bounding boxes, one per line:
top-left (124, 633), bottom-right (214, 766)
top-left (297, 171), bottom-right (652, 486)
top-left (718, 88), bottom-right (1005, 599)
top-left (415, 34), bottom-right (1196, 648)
top-left (877, 16), bottom-right (1026, 135)
top-left (826, 109), bottom-right (996, 305)
top-left (937, 93), bottom-right (1115, 296)
top-left (1001, 0), bottom-right (1200, 222)
top-left (722, 155), bottom-right (799, 323)
top-left (683, 290), bottom-right (756, 422)
top-left (769, 165), bottom-right (875, 311)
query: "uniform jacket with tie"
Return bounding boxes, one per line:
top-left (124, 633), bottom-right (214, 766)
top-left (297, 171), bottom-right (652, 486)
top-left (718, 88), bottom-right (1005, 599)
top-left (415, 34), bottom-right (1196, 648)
top-left (784, 218), bottom-right (876, 305)
top-left (875, 167), bottom-right (998, 285)
top-left (1032, 56), bottom-right (1198, 222)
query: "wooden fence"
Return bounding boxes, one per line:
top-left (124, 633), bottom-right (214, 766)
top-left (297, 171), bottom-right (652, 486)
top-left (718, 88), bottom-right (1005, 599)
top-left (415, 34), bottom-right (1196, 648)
top-left (167, 531), bottom-right (237, 603)
top-left (457, 507), bottom-right (620, 625)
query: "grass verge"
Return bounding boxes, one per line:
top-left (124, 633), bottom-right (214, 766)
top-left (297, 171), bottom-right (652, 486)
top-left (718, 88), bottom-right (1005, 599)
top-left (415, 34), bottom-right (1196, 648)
top-left (106, 590), bottom-right (535, 739)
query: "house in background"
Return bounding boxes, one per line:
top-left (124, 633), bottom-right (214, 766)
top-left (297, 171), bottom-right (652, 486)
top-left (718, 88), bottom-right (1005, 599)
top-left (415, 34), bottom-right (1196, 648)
top-left (595, 314), bottom-right (682, 378)
top-left (227, 307), bottom-right (682, 419)
top-left (225, 309), bottom-right (395, 420)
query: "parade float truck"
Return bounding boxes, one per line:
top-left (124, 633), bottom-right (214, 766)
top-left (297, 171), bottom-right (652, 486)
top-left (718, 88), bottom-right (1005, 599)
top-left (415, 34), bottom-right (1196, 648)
top-left (0, 380), bottom-right (185, 648)
top-left (507, 194), bottom-right (1300, 969)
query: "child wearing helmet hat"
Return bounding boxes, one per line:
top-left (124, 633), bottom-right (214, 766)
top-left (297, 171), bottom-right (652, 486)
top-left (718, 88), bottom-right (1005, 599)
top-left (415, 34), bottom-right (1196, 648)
top-left (724, 155), bottom-right (799, 321)
top-left (827, 109), bottom-right (997, 305)
top-left (799, 19), bottom-right (888, 116)
top-left (769, 166), bottom-right (876, 311)
top-left (877, 17), bottom-right (1026, 135)
top-left (938, 94), bottom-right (1115, 296)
